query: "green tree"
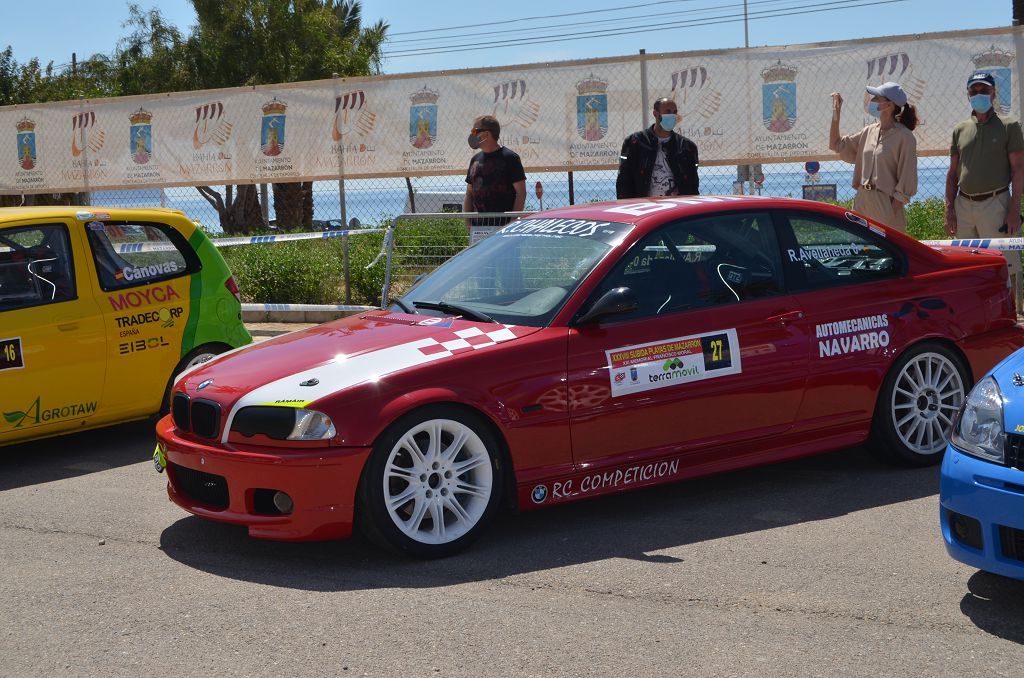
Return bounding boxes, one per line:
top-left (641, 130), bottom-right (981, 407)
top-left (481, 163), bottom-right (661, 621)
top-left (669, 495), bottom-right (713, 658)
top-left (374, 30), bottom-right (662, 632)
top-left (115, 0), bottom-right (388, 233)
top-left (186, 0), bottom-right (388, 233)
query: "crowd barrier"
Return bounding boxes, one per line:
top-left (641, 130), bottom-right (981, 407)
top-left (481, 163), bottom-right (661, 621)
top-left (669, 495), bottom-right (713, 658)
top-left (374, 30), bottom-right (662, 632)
top-left (921, 238), bottom-right (1024, 251)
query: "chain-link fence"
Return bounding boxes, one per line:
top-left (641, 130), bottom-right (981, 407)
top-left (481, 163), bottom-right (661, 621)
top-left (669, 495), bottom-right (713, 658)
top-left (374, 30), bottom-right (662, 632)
top-left (81, 156), bottom-right (952, 232)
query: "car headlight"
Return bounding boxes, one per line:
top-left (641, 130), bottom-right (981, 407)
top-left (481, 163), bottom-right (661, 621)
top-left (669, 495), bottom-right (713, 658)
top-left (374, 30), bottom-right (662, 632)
top-left (950, 376), bottom-right (1005, 463)
top-left (231, 406), bottom-right (336, 441)
top-left (289, 409), bottom-right (337, 441)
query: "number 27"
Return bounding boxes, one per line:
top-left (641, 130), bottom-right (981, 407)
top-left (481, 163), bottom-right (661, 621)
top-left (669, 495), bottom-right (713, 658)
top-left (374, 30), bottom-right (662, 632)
top-left (710, 339), bottom-right (723, 362)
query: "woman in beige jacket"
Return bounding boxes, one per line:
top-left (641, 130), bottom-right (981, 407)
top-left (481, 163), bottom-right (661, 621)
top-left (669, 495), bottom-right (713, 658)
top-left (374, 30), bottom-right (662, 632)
top-left (829, 82), bottom-right (918, 231)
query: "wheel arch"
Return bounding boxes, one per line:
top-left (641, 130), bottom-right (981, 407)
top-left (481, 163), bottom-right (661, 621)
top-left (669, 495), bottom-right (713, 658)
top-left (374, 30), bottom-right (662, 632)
top-left (869, 336), bottom-right (973, 465)
top-left (873, 336), bottom-right (974, 409)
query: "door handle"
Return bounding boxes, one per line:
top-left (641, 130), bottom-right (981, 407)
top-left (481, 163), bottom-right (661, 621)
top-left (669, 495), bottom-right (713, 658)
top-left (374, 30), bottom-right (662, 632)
top-left (57, 320), bottom-right (80, 332)
top-left (766, 310), bottom-right (804, 325)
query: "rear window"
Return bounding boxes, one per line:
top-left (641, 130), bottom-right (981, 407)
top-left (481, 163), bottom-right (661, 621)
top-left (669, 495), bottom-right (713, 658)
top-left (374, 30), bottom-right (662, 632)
top-left (85, 221), bottom-right (200, 292)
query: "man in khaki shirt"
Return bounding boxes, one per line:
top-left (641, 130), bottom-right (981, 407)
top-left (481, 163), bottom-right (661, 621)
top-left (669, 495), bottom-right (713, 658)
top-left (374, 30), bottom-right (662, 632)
top-left (945, 71), bottom-right (1024, 311)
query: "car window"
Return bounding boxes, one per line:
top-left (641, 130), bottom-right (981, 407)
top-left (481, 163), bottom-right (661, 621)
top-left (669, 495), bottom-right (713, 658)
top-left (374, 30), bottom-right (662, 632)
top-left (594, 211), bottom-right (784, 321)
top-left (782, 211), bottom-right (902, 289)
top-left (85, 221), bottom-right (199, 292)
top-left (0, 223), bottom-right (76, 311)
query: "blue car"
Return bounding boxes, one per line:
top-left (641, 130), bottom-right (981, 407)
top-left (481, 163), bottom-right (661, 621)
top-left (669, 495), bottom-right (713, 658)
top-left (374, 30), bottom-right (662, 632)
top-left (941, 350), bottom-right (1024, 580)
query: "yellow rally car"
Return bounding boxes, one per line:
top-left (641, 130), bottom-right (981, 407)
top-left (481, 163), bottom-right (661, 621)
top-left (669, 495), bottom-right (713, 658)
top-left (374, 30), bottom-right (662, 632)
top-left (0, 206), bottom-right (251, 446)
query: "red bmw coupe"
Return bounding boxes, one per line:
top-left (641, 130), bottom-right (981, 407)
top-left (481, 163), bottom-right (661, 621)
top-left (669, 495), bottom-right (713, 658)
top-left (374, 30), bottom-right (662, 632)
top-left (155, 196), bottom-right (1024, 557)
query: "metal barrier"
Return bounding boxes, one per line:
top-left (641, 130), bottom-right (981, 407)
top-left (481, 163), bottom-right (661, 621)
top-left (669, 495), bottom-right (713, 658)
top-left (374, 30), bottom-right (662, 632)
top-left (381, 211), bottom-right (536, 307)
top-left (921, 238), bottom-right (1024, 251)
top-left (113, 227), bottom-right (386, 254)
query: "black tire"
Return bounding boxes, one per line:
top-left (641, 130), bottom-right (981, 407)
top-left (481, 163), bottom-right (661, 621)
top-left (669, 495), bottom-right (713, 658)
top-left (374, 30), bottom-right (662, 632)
top-left (357, 404), bottom-right (504, 558)
top-left (158, 343), bottom-right (229, 416)
top-left (870, 342), bottom-right (970, 467)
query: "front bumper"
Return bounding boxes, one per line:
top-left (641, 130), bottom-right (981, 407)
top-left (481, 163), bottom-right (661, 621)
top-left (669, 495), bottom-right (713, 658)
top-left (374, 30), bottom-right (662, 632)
top-left (155, 415), bottom-right (372, 541)
top-left (939, 446), bottom-right (1024, 581)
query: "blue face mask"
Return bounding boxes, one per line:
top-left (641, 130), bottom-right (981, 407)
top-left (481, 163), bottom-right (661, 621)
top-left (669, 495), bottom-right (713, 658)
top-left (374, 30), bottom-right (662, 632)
top-left (659, 113), bottom-right (677, 130)
top-left (970, 93), bottom-right (993, 114)
top-left (867, 101), bottom-right (880, 118)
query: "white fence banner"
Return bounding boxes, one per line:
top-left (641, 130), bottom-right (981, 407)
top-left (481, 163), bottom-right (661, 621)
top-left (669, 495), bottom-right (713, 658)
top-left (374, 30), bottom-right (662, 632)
top-left (1, 26), bottom-right (1021, 194)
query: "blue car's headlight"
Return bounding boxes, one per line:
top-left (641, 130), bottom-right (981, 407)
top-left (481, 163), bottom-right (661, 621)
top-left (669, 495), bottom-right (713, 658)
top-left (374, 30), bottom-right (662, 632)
top-left (951, 376), bottom-right (1005, 463)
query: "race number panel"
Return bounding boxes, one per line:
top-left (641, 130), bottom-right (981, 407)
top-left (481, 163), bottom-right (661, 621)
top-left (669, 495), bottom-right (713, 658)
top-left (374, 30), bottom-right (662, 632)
top-left (0, 336), bottom-right (24, 371)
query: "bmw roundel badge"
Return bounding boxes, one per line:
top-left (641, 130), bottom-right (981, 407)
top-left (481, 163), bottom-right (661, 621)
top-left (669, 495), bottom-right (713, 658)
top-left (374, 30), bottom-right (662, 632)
top-left (197, 379), bottom-right (214, 390)
top-left (531, 485), bottom-right (548, 504)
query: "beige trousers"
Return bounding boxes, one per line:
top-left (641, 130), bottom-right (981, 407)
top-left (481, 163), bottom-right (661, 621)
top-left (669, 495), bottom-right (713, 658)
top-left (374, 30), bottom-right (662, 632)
top-left (954, 192), bottom-right (1022, 277)
top-left (853, 189), bottom-right (906, 232)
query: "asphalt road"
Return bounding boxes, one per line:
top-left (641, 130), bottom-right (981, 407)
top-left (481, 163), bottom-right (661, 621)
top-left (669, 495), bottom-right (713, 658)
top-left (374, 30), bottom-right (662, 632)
top-left (1, 422), bottom-right (1023, 676)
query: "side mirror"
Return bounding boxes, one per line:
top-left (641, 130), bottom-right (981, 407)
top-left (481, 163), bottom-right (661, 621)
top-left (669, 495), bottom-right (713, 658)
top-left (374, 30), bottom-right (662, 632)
top-left (574, 287), bottom-right (638, 326)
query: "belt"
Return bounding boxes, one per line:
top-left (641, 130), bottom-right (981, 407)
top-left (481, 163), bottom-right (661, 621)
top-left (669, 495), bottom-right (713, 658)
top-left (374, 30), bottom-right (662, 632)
top-left (860, 182), bottom-right (877, 191)
top-left (959, 186), bottom-right (1009, 201)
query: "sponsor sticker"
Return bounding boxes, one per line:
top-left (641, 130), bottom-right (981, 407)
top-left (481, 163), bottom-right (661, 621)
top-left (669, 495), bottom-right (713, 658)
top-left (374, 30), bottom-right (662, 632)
top-left (786, 243), bottom-right (867, 263)
top-left (107, 284), bottom-right (180, 310)
top-left (115, 260), bottom-right (179, 282)
top-left (548, 459), bottom-right (683, 501)
top-left (115, 306), bottom-right (183, 329)
top-left (815, 313), bottom-right (890, 358)
top-left (497, 218), bottom-right (634, 245)
top-left (531, 485), bottom-right (548, 503)
top-left (845, 211), bottom-right (869, 227)
top-left (118, 336), bottom-right (171, 355)
top-left (0, 336), bottom-right (24, 371)
top-left (606, 328), bottom-right (741, 397)
top-left (2, 396), bottom-right (97, 430)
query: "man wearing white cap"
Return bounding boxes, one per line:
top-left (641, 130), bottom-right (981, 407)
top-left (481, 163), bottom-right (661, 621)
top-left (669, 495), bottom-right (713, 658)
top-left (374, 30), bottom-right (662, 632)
top-left (945, 71), bottom-right (1024, 312)
top-left (829, 81), bottom-right (918, 231)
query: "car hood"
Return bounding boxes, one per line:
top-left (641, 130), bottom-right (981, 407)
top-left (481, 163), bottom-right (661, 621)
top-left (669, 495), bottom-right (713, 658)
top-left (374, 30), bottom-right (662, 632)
top-left (179, 311), bottom-right (541, 408)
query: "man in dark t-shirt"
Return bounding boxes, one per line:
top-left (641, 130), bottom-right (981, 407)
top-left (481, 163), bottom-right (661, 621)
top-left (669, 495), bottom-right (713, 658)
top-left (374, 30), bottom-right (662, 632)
top-left (464, 115), bottom-right (526, 228)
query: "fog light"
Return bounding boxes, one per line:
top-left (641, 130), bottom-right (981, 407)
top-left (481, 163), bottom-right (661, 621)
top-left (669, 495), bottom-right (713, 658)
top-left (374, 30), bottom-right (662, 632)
top-left (949, 510), bottom-right (983, 549)
top-left (273, 491), bottom-right (294, 515)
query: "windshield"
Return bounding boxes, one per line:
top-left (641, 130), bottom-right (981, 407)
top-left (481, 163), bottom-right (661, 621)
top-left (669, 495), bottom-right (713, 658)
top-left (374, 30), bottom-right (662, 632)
top-left (397, 217), bottom-right (634, 326)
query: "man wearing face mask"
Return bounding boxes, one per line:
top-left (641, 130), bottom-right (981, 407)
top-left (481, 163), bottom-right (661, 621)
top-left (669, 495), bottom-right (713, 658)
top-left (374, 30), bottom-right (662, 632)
top-left (464, 115), bottom-right (526, 228)
top-left (615, 97), bottom-right (699, 199)
top-left (945, 71), bottom-right (1024, 311)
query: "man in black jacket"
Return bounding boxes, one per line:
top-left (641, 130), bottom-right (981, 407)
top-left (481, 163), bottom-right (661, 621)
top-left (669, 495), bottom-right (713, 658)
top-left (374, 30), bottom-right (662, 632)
top-left (616, 97), bottom-right (699, 199)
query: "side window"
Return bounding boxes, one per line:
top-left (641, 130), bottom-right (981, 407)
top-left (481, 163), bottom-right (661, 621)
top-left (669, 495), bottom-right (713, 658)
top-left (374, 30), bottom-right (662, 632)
top-left (783, 212), bottom-right (903, 289)
top-left (0, 223), bottom-right (76, 311)
top-left (595, 211), bottom-right (784, 321)
top-left (85, 221), bottom-right (199, 292)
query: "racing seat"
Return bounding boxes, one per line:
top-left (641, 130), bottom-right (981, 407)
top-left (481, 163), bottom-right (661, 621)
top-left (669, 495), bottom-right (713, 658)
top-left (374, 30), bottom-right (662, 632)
top-left (647, 258), bottom-right (707, 314)
top-left (0, 248), bottom-right (39, 307)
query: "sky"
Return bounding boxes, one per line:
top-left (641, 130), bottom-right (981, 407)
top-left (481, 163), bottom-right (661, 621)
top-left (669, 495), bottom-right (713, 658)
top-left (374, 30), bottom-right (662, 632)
top-left (1, 0), bottom-right (1019, 77)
